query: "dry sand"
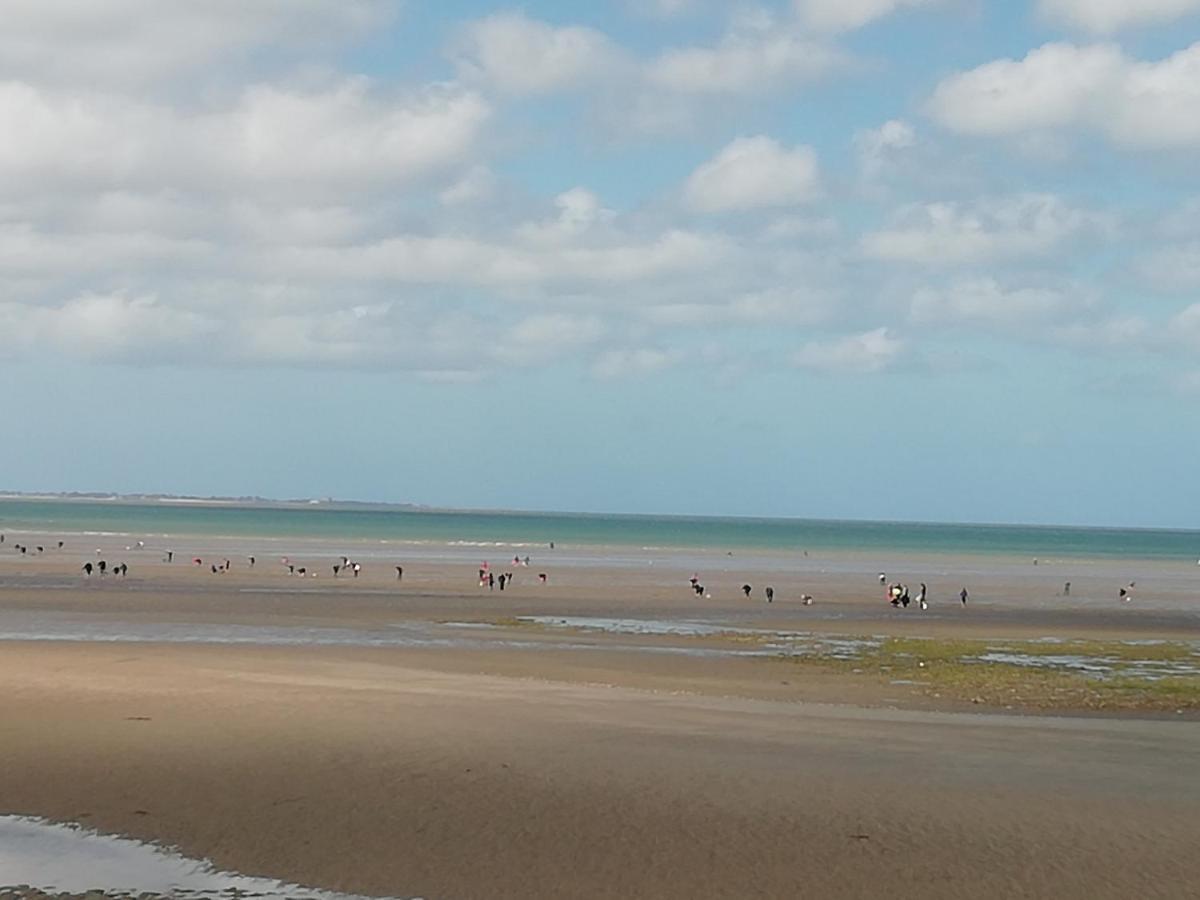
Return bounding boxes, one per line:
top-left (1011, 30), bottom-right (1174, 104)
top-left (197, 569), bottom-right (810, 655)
top-left (1, 547), bottom-right (1199, 898)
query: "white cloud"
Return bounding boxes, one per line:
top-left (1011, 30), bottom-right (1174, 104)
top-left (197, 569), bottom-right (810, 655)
top-left (1037, 0), bottom-right (1200, 33)
top-left (0, 79), bottom-right (490, 196)
top-left (0, 292), bottom-right (218, 362)
top-left (910, 278), bottom-right (1092, 327)
top-left (793, 327), bottom-right (904, 373)
top-left (439, 166), bottom-right (496, 206)
top-left (593, 347), bottom-right (685, 379)
top-left (1173, 303), bottom-right (1200, 348)
top-left (0, 0), bottom-right (393, 88)
top-left (856, 119), bottom-right (916, 177)
top-left (927, 42), bottom-right (1200, 149)
top-left (1050, 314), bottom-right (1153, 350)
top-left (647, 30), bottom-right (843, 94)
top-left (450, 12), bottom-right (623, 95)
top-left (0, 221), bottom-right (215, 274)
top-left (1141, 242), bottom-right (1200, 292)
top-left (268, 228), bottom-right (730, 288)
top-left (494, 313), bottom-right (607, 366)
top-left (517, 188), bottom-right (615, 245)
top-left (683, 137), bottom-right (820, 213)
top-left (862, 194), bottom-right (1108, 265)
top-left (626, 0), bottom-right (702, 17)
top-left (793, 0), bottom-right (941, 33)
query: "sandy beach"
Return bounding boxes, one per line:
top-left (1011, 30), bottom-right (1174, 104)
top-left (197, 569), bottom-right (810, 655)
top-left (2, 539), bottom-right (1199, 897)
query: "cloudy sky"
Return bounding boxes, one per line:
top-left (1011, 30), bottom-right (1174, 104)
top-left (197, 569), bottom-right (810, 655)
top-left (2, 0), bottom-right (1199, 527)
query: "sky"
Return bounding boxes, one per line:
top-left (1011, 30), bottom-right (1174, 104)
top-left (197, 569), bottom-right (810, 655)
top-left (1, 0), bottom-right (1199, 527)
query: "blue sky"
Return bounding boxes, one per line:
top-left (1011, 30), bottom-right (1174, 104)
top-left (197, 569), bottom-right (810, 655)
top-left (1, 0), bottom-right (1199, 527)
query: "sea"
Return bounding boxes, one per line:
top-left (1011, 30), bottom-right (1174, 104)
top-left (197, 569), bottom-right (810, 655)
top-left (1, 498), bottom-right (1198, 561)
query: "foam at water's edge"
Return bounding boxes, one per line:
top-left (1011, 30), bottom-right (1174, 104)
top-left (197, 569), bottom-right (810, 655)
top-left (0, 816), bottom-right (412, 899)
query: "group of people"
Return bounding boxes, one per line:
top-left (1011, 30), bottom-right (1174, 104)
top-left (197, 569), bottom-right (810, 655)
top-left (82, 560), bottom-right (127, 577)
top-left (6, 536), bottom-right (65, 555)
top-left (881, 574), bottom-right (967, 609)
top-left (883, 579), bottom-right (929, 610)
top-left (477, 559), bottom-right (548, 591)
top-left (686, 575), bottom-right (812, 604)
top-left (19, 536), bottom-right (1150, 609)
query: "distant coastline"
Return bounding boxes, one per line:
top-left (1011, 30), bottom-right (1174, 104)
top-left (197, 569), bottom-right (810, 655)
top-left (0, 491), bottom-right (428, 513)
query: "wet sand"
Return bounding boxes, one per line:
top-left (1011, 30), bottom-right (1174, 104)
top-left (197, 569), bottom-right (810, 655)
top-left (2, 642), bottom-right (1199, 899)
top-left (1, 544), bottom-right (1199, 897)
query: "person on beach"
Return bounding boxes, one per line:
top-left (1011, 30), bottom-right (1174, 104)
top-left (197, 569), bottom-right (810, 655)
top-left (166, 550), bottom-right (174, 563)
top-left (765, 586), bottom-right (774, 603)
top-left (499, 573), bottom-right (506, 591)
top-left (960, 587), bottom-right (969, 606)
top-left (98, 560), bottom-right (107, 575)
top-left (396, 566), bottom-right (403, 581)
top-left (488, 572), bottom-right (495, 591)
top-left (1063, 581), bottom-right (1071, 596)
top-left (900, 585), bottom-right (910, 608)
top-left (538, 573), bottom-right (547, 583)
top-left (82, 562), bottom-right (93, 576)
top-left (353, 562), bottom-right (361, 578)
top-left (917, 583), bottom-right (928, 610)
top-left (333, 564), bottom-right (341, 577)
top-left (249, 556), bottom-right (255, 567)
top-left (742, 584), bottom-right (752, 598)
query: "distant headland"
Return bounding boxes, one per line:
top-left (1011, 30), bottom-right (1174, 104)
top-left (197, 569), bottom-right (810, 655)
top-left (0, 491), bottom-right (428, 512)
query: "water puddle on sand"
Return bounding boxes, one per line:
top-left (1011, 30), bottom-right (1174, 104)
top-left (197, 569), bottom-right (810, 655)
top-left (517, 616), bottom-right (743, 637)
top-left (513, 617), bottom-right (1200, 679)
top-left (514, 616), bottom-right (884, 659)
top-left (0, 816), bottom-right (411, 898)
top-left (974, 651), bottom-right (1200, 680)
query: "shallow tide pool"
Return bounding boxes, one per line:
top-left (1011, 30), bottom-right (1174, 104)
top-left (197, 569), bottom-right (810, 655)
top-left (0, 816), bottom-right (409, 898)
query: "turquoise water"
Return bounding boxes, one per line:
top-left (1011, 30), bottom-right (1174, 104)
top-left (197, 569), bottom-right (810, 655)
top-left (2, 499), bottom-right (1199, 560)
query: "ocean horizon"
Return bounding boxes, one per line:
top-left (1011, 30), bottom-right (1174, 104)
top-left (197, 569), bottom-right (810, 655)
top-left (2, 498), bottom-right (1199, 562)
